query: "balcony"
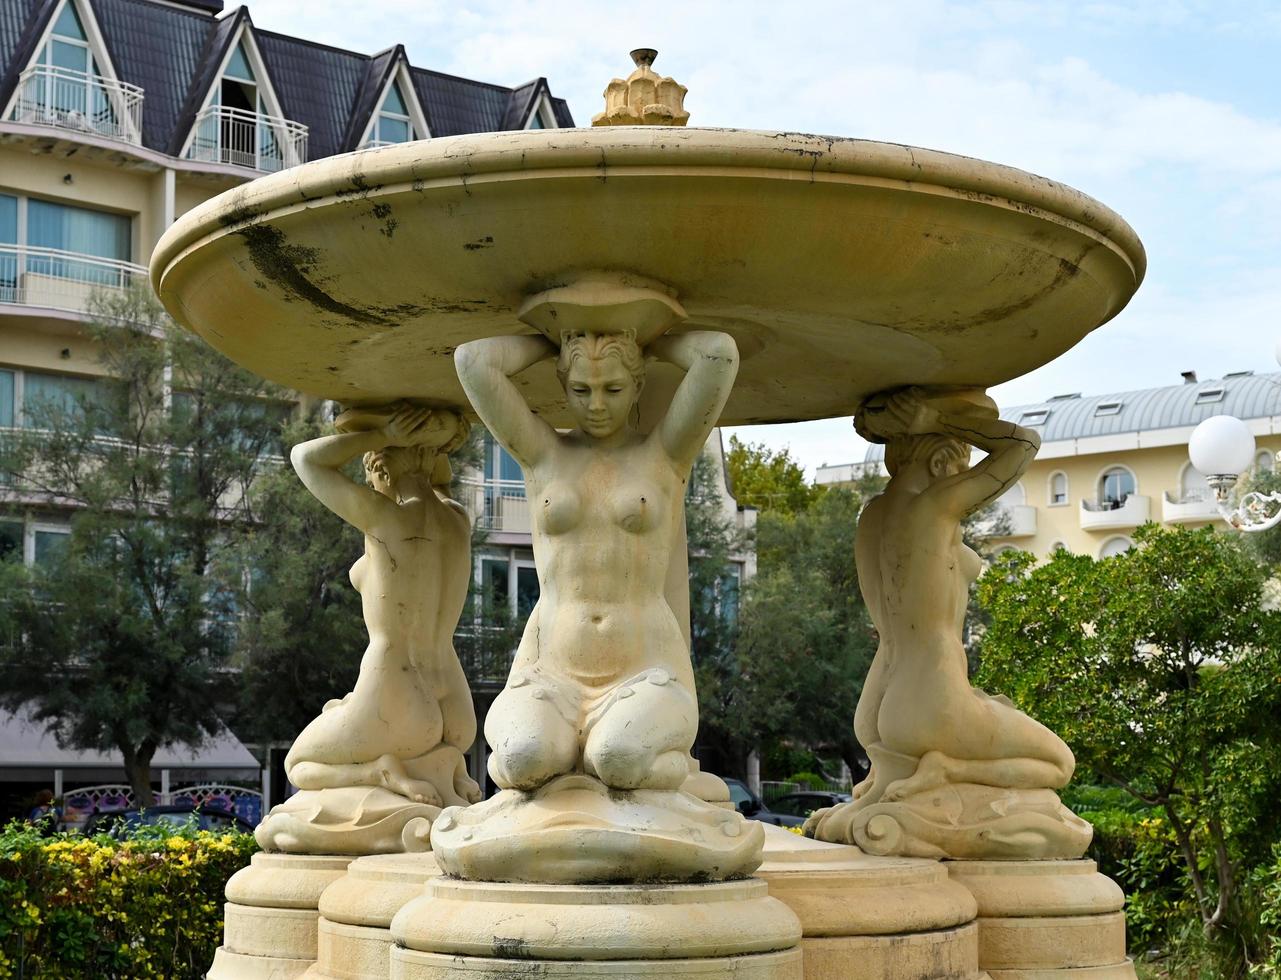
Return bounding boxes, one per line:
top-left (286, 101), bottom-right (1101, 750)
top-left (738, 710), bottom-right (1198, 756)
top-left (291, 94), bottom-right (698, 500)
top-left (186, 105), bottom-right (307, 173)
top-left (1162, 490), bottom-right (1222, 524)
top-left (1080, 494), bottom-right (1151, 531)
top-left (459, 478), bottom-right (530, 535)
top-left (978, 502), bottom-right (1038, 539)
top-left (0, 245), bottom-right (147, 317)
top-left (9, 64), bottom-right (143, 144)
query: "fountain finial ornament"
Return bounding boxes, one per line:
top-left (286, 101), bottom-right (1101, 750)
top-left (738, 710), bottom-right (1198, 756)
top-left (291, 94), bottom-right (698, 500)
top-left (593, 48), bottom-right (690, 127)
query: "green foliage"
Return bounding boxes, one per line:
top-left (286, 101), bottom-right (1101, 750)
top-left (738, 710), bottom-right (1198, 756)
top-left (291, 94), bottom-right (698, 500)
top-left (0, 285), bottom-right (287, 803)
top-left (0, 819), bottom-right (256, 979)
top-left (785, 771), bottom-right (828, 790)
top-left (736, 486), bottom-right (877, 777)
top-left (977, 524), bottom-right (1281, 973)
top-left (725, 435), bottom-right (823, 514)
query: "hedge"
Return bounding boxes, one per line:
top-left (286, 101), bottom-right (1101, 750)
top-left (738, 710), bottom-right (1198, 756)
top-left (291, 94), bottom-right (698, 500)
top-left (0, 819), bottom-right (256, 979)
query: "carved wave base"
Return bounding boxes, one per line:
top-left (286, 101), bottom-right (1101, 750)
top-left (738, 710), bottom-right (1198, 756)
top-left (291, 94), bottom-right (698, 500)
top-left (389, 877), bottom-right (803, 979)
top-left (810, 784), bottom-right (1092, 860)
top-left (300, 852), bottom-right (443, 980)
top-left (207, 853), bottom-right (354, 979)
top-left (430, 773), bottom-right (762, 883)
top-left (947, 859), bottom-right (1137, 979)
top-left (255, 787), bottom-right (440, 856)
top-left (757, 824), bottom-right (985, 979)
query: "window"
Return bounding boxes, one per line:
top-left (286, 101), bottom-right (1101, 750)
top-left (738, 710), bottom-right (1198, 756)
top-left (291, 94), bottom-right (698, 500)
top-left (1020, 409), bottom-right (1049, 426)
top-left (33, 1), bottom-right (114, 128)
top-left (1179, 463), bottom-right (1210, 503)
top-left (0, 195), bottom-right (15, 300)
top-left (0, 518), bottom-right (71, 566)
top-left (0, 369), bottom-right (14, 426)
top-left (0, 521), bottom-right (21, 562)
top-left (0, 193), bottom-right (132, 297)
top-left (33, 527), bottom-right (69, 566)
top-left (1094, 401), bottom-right (1122, 417)
top-left (477, 551), bottom-right (539, 625)
top-left (1098, 467), bottom-right (1134, 508)
top-left (370, 81), bottom-right (414, 144)
top-left (1049, 471), bottom-right (1068, 506)
top-left (19, 369), bottom-right (123, 434)
top-left (170, 391), bottom-right (291, 456)
top-left (1051, 541), bottom-right (1069, 554)
top-left (1099, 536), bottom-right (1132, 559)
top-left (1195, 387), bottom-right (1224, 405)
top-left (1256, 450), bottom-right (1275, 473)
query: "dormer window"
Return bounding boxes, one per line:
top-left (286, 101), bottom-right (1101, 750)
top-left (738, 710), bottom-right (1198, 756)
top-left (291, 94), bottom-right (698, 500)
top-left (1020, 409), bottom-right (1049, 426)
top-left (1195, 387), bottom-right (1225, 405)
top-left (9, 0), bottom-right (143, 143)
top-left (1094, 401), bottom-right (1122, 417)
top-left (372, 82), bottom-right (413, 145)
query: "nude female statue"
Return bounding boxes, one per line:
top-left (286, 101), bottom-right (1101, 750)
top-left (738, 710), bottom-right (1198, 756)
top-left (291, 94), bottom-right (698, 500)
top-left (805, 387), bottom-right (1090, 860)
top-left (452, 329), bottom-right (738, 797)
top-left (255, 403), bottom-right (481, 855)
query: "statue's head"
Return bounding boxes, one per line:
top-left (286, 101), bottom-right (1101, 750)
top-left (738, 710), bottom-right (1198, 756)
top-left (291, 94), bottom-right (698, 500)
top-left (362, 408), bottom-right (469, 497)
top-left (884, 433), bottom-right (969, 481)
top-left (556, 330), bottom-right (646, 439)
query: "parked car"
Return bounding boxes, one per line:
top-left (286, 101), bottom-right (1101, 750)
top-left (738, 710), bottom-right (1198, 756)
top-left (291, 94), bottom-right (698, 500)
top-left (83, 802), bottom-right (254, 837)
top-left (768, 791), bottom-right (852, 822)
top-left (722, 777), bottom-right (806, 828)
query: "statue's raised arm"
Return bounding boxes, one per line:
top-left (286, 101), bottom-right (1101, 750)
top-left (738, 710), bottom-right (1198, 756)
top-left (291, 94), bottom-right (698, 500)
top-left (648, 331), bottom-right (740, 469)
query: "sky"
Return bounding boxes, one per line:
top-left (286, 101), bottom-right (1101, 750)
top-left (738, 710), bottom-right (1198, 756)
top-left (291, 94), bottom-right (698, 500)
top-left (243, 0), bottom-right (1281, 475)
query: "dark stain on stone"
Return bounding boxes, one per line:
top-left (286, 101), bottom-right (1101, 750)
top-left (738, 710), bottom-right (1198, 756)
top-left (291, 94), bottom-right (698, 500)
top-left (463, 236), bottom-right (494, 251)
top-left (234, 222), bottom-right (394, 327)
top-left (371, 202), bottom-right (397, 238)
top-left (336, 173), bottom-right (383, 200)
top-left (492, 937), bottom-right (531, 959)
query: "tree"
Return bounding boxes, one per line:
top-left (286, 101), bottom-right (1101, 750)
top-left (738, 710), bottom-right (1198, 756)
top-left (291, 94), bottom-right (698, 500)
top-left (725, 435), bottom-right (822, 514)
top-left (0, 285), bottom-right (286, 804)
top-left (733, 483), bottom-right (880, 778)
top-left (976, 523), bottom-right (1281, 965)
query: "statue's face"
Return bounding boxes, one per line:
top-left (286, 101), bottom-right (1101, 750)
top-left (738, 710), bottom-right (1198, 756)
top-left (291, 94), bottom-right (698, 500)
top-left (365, 446), bottom-right (421, 496)
top-left (564, 354), bottom-right (639, 439)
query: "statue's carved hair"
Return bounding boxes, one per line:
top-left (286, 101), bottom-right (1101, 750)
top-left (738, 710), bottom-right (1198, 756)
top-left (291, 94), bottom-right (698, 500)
top-left (885, 433), bottom-right (968, 477)
top-left (556, 330), bottom-right (646, 393)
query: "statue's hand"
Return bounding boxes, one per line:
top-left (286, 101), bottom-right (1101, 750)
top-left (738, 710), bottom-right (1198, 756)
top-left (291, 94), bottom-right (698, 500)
top-left (413, 409), bottom-right (462, 450)
top-left (883, 387), bottom-right (940, 437)
top-left (381, 404), bottom-right (434, 447)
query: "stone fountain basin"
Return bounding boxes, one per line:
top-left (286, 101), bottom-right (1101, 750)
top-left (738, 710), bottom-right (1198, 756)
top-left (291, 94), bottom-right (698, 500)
top-left (150, 127), bottom-right (1144, 427)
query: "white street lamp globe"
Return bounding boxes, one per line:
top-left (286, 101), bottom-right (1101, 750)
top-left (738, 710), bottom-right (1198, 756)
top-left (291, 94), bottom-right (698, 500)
top-left (1190, 415), bottom-right (1256, 477)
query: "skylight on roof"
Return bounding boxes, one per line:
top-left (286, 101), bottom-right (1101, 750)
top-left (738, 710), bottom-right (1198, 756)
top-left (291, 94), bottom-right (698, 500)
top-left (1195, 387), bottom-right (1225, 405)
top-left (1095, 401), bottom-right (1123, 417)
top-left (1020, 409), bottom-right (1050, 425)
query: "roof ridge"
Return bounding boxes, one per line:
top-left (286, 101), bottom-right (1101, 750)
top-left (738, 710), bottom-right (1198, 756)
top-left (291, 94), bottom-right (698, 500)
top-left (410, 64), bottom-right (513, 93)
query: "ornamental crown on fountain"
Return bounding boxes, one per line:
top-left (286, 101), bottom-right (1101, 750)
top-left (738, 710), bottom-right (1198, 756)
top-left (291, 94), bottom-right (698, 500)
top-left (592, 48), bottom-right (690, 127)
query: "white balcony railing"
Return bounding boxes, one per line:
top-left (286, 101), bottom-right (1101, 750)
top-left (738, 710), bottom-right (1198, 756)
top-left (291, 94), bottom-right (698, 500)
top-left (977, 502), bottom-right (1038, 539)
top-left (186, 104), bottom-right (308, 172)
top-left (9, 64), bottom-right (143, 144)
top-left (1162, 490), bottom-right (1221, 524)
top-left (459, 478), bottom-right (531, 535)
top-left (1080, 494), bottom-right (1151, 531)
top-left (0, 244), bottom-right (146, 316)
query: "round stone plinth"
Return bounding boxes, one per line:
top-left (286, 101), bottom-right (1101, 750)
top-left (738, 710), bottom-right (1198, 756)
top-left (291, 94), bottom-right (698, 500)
top-left (390, 877), bottom-right (801, 979)
top-left (947, 859), bottom-right (1136, 979)
top-left (758, 824), bottom-right (983, 978)
top-left (207, 852), bottom-right (354, 979)
top-left (307, 852), bottom-right (442, 979)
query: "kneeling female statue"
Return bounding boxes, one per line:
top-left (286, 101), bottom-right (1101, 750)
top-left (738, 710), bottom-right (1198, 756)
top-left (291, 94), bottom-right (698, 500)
top-left (255, 403), bottom-right (481, 855)
top-left (433, 323), bottom-right (760, 883)
top-left (805, 387), bottom-right (1091, 860)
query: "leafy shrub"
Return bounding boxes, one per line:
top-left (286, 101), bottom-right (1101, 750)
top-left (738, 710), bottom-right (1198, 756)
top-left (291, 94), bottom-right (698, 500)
top-left (0, 818), bottom-right (256, 979)
top-left (785, 771), bottom-right (828, 790)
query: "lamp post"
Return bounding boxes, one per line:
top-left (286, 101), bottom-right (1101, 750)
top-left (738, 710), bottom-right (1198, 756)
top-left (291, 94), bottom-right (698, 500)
top-left (1189, 352), bottom-right (1281, 532)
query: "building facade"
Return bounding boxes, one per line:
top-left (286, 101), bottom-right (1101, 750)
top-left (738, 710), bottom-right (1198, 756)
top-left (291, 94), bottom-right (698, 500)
top-left (0, 0), bottom-right (573, 815)
top-left (816, 372), bottom-right (1281, 559)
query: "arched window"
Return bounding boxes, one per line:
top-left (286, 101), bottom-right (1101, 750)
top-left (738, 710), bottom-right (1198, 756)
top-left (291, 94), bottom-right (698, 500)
top-left (1099, 536), bottom-right (1132, 559)
top-left (1179, 462), bottom-right (1210, 503)
top-left (1098, 467), bottom-right (1135, 509)
top-left (999, 482), bottom-right (1025, 506)
top-left (1050, 541), bottom-right (1069, 554)
top-left (1048, 471), bottom-right (1068, 506)
top-left (1256, 450), bottom-right (1276, 473)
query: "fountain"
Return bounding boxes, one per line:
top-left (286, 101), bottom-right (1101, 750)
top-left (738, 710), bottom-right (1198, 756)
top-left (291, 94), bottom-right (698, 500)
top-left (152, 50), bottom-right (1144, 980)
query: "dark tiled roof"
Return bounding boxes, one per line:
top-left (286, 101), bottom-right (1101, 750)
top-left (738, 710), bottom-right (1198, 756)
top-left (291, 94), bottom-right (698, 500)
top-left (94, 0), bottom-right (214, 152)
top-left (1, 0), bottom-right (575, 161)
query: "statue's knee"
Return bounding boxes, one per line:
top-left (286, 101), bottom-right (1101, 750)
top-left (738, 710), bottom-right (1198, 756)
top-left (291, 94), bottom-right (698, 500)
top-left (585, 738), bottom-right (651, 789)
top-left (488, 735), bottom-right (557, 790)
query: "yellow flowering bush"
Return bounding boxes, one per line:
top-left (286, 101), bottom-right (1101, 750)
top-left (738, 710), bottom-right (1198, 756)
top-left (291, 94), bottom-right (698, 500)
top-left (0, 819), bottom-right (256, 979)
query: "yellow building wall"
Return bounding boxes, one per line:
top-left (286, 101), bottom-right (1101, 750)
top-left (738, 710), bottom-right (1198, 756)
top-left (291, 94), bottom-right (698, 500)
top-left (990, 436), bottom-right (1281, 558)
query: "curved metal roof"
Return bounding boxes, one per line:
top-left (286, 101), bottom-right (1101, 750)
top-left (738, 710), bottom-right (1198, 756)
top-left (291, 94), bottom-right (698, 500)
top-left (862, 372), bottom-right (1281, 463)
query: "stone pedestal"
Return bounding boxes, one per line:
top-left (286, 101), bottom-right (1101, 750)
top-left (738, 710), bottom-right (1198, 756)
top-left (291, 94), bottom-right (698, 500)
top-left (304, 852), bottom-right (442, 979)
top-left (208, 853), bottom-right (354, 979)
top-left (946, 859), bottom-right (1136, 979)
top-left (759, 825), bottom-right (982, 979)
top-left (389, 877), bottom-right (803, 979)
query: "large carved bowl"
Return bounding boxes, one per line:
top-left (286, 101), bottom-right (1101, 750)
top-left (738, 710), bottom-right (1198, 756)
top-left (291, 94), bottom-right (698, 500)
top-left (150, 128), bottom-right (1145, 427)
